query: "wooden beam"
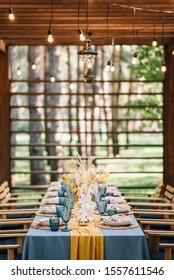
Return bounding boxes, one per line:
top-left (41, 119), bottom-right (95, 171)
top-left (0, 40), bottom-right (6, 52)
top-left (0, 48), bottom-right (10, 184)
top-left (164, 45), bottom-right (174, 184)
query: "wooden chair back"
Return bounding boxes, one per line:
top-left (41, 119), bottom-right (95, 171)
top-left (0, 181), bottom-right (11, 203)
top-left (163, 185), bottom-right (174, 203)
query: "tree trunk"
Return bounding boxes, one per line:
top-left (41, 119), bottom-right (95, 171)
top-left (28, 46), bottom-right (46, 185)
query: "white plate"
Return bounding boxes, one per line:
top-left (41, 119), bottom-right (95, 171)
top-left (103, 219), bottom-right (132, 226)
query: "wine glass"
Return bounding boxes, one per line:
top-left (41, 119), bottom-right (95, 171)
top-left (61, 208), bottom-right (71, 231)
top-left (97, 201), bottom-right (107, 221)
top-left (98, 185), bottom-right (107, 197)
top-left (56, 205), bottom-right (65, 218)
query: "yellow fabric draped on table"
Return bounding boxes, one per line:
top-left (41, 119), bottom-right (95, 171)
top-left (70, 208), bottom-right (104, 260)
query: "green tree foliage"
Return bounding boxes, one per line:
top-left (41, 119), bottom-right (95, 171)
top-left (134, 45), bottom-right (164, 80)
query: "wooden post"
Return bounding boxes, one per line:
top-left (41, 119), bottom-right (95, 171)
top-left (163, 44), bottom-right (174, 184)
top-left (0, 47), bottom-right (10, 184)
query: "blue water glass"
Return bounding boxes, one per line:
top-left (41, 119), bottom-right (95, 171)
top-left (56, 205), bottom-right (65, 218)
top-left (98, 185), bottom-right (107, 197)
top-left (64, 197), bottom-right (74, 210)
top-left (49, 217), bottom-right (59, 231)
top-left (97, 201), bottom-right (107, 221)
top-left (58, 189), bottom-right (65, 197)
top-left (108, 209), bottom-right (117, 216)
top-left (59, 197), bottom-right (66, 205)
top-left (61, 208), bottom-right (71, 232)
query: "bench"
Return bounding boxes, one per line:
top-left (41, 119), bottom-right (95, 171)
top-left (0, 244), bottom-right (20, 260)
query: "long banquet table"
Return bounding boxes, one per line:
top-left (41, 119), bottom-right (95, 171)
top-left (22, 185), bottom-right (150, 260)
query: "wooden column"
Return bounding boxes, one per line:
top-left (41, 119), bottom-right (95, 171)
top-left (0, 48), bottom-right (10, 184)
top-left (163, 44), bottom-right (174, 184)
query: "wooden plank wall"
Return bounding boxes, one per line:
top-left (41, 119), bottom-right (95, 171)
top-left (164, 44), bottom-right (174, 185)
top-left (0, 48), bottom-right (10, 184)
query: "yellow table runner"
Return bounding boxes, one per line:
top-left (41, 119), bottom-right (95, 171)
top-left (70, 208), bottom-right (104, 260)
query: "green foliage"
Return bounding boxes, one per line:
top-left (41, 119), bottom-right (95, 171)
top-left (133, 45), bottom-right (164, 80)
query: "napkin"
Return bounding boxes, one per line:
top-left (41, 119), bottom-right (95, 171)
top-left (39, 205), bottom-right (57, 214)
top-left (47, 186), bottom-right (61, 191)
top-left (44, 191), bottom-right (58, 197)
top-left (109, 196), bottom-right (126, 204)
top-left (42, 197), bottom-right (59, 204)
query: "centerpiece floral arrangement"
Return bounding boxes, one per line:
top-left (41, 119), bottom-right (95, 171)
top-left (63, 155), bottom-right (109, 223)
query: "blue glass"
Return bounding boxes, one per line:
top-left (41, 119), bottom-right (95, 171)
top-left (61, 208), bottom-right (71, 232)
top-left (56, 205), bottom-right (65, 218)
top-left (59, 197), bottom-right (66, 205)
top-left (98, 185), bottom-right (107, 197)
top-left (108, 209), bottom-right (117, 216)
top-left (63, 197), bottom-right (74, 210)
top-left (49, 217), bottom-right (59, 231)
top-left (58, 189), bottom-right (65, 197)
top-left (97, 201), bottom-right (107, 221)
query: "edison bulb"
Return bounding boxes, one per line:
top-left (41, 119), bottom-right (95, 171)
top-left (8, 8), bottom-right (14, 21)
top-left (152, 37), bottom-right (157, 47)
top-left (50, 76), bottom-right (55, 82)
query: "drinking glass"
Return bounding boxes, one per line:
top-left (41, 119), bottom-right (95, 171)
top-left (97, 201), bottom-right (107, 221)
top-left (61, 208), bottom-right (71, 232)
top-left (49, 217), bottom-right (59, 231)
top-left (56, 205), bottom-right (65, 218)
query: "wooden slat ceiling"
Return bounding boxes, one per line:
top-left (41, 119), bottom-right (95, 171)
top-left (0, 0), bottom-right (174, 46)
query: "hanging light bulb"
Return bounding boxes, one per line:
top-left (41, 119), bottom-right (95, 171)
top-left (152, 36), bottom-right (157, 47)
top-left (105, 60), bottom-right (111, 72)
top-left (110, 63), bottom-right (115, 72)
top-left (161, 61), bottom-right (167, 72)
top-left (47, 29), bottom-right (54, 43)
top-left (8, 7), bottom-right (15, 21)
top-left (47, 0), bottom-right (54, 43)
top-left (131, 52), bottom-right (138, 65)
top-left (50, 76), bottom-right (55, 82)
top-left (17, 67), bottom-right (21, 76)
top-left (78, 29), bottom-right (85, 41)
top-left (172, 50), bottom-right (174, 55)
top-left (152, 12), bottom-right (157, 46)
top-left (31, 62), bottom-right (37, 70)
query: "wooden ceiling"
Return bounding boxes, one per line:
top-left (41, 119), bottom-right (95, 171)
top-left (1, 0), bottom-right (174, 46)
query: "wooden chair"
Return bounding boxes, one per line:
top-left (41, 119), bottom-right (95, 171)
top-left (0, 181), bottom-right (44, 203)
top-left (0, 244), bottom-right (20, 260)
top-left (127, 185), bottom-right (174, 211)
top-left (159, 243), bottom-right (174, 260)
top-left (125, 184), bottom-right (172, 203)
top-left (138, 219), bottom-right (174, 231)
top-left (0, 233), bottom-right (27, 254)
top-left (144, 230), bottom-right (174, 260)
top-left (120, 184), bottom-right (164, 198)
top-left (0, 208), bottom-right (37, 219)
top-left (0, 217), bottom-right (34, 230)
top-left (0, 182), bottom-right (42, 212)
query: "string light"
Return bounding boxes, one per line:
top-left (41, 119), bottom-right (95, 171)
top-left (161, 24), bottom-right (166, 72)
top-left (31, 62), bottom-right (37, 70)
top-left (77, 0), bottom-right (86, 41)
top-left (152, 12), bottom-right (157, 46)
top-left (8, 1), bottom-right (15, 21)
top-left (161, 61), bottom-right (166, 72)
top-left (50, 76), bottom-right (55, 82)
top-left (47, 0), bottom-right (54, 43)
top-left (131, 9), bottom-right (138, 65)
top-left (17, 67), bottom-right (21, 76)
top-left (131, 52), bottom-right (138, 65)
top-left (105, 4), bottom-right (115, 72)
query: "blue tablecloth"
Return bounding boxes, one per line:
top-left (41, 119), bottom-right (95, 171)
top-left (22, 214), bottom-right (150, 260)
